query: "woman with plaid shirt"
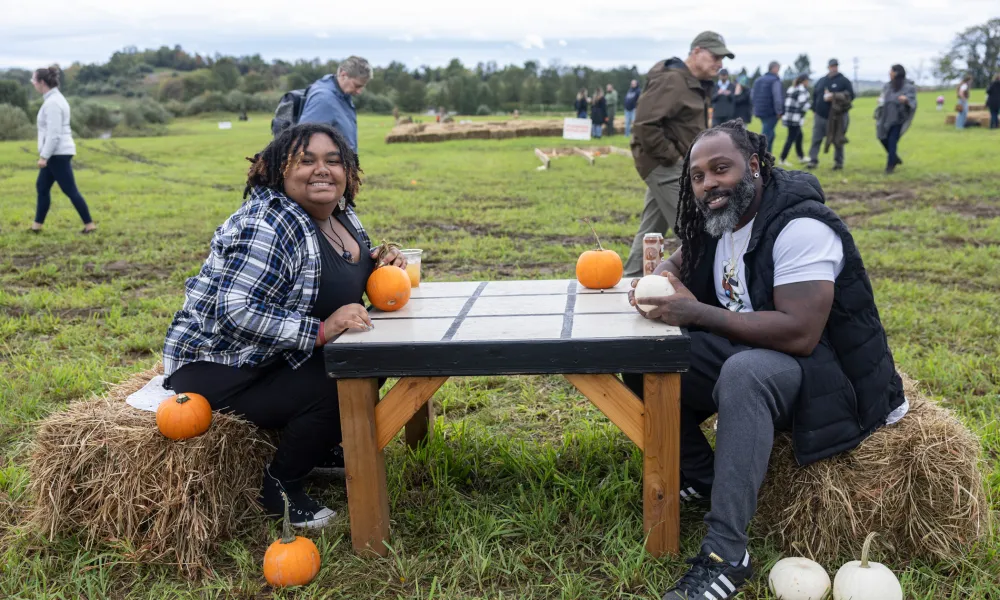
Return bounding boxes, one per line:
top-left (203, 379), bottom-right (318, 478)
top-left (779, 74), bottom-right (811, 166)
top-left (162, 124), bottom-right (406, 528)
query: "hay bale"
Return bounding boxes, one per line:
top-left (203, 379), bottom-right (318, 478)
top-left (28, 366), bottom-right (274, 578)
top-left (755, 375), bottom-right (990, 563)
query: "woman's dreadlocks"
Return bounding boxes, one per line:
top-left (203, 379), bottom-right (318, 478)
top-left (243, 123), bottom-right (362, 206)
top-left (675, 118), bottom-right (775, 284)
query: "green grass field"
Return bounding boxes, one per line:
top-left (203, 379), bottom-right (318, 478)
top-left (1, 92), bottom-right (998, 599)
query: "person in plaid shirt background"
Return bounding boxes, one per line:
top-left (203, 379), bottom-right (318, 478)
top-left (162, 123), bottom-right (406, 528)
top-left (779, 73), bottom-right (811, 167)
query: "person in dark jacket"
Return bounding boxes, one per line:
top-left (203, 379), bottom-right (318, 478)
top-left (623, 79), bottom-right (641, 137)
top-left (574, 88), bottom-right (589, 119)
top-left (627, 119), bottom-right (906, 600)
top-left (711, 68), bottom-right (737, 126)
top-left (590, 89), bottom-right (607, 138)
top-left (808, 58), bottom-right (855, 170)
top-left (986, 73), bottom-right (1000, 129)
top-left (732, 74), bottom-right (752, 124)
top-left (751, 61), bottom-right (783, 152)
top-left (623, 30), bottom-right (733, 277)
top-left (875, 64), bottom-right (917, 173)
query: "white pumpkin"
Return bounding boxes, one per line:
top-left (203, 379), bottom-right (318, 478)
top-left (833, 532), bottom-right (903, 600)
top-left (768, 557), bottom-right (831, 600)
top-left (634, 274), bottom-right (675, 312)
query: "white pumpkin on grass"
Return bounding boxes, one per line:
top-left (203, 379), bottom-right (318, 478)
top-left (634, 274), bottom-right (675, 312)
top-left (768, 556), bottom-right (831, 600)
top-left (833, 532), bottom-right (903, 600)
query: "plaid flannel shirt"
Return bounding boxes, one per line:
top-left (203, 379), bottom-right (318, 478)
top-left (163, 186), bottom-right (371, 375)
top-left (782, 84), bottom-right (812, 127)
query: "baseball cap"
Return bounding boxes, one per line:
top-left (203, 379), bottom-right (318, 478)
top-left (828, 58), bottom-right (839, 67)
top-left (691, 31), bottom-right (735, 59)
top-left (719, 68), bottom-right (729, 76)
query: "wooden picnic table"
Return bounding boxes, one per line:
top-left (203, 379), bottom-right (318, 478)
top-left (324, 278), bottom-right (690, 557)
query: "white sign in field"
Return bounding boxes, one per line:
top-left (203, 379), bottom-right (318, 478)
top-left (562, 118), bottom-right (592, 141)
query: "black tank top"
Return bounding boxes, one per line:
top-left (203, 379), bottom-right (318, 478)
top-left (309, 210), bottom-right (374, 320)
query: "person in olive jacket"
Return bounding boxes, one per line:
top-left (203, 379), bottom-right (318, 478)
top-left (624, 31), bottom-right (733, 277)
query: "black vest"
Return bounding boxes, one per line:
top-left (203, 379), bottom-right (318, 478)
top-left (687, 169), bottom-right (905, 465)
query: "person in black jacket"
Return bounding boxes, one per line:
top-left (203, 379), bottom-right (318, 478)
top-left (626, 119), bottom-right (905, 600)
top-left (590, 89), bottom-right (607, 138)
top-left (574, 88), bottom-right (589, 119)
top-left (733, 74), bottom-right (752, 124)
top-left (807, 58), bottom-right (855, 170)
top-left (987, 73), bottom-right (1000, 129)
top-left (623, 79), bottom-right (641, 137)
top-left (711, 68), bottom-right (737, 126)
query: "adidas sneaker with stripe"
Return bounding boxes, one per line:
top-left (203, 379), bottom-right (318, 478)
top-left (661, 549), bottom-right (752, 600)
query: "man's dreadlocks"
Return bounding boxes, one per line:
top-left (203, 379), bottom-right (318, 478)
top-left (675, 119), bottom-right (775, 284)
top-left (243, 123), bottom-right (362, 206)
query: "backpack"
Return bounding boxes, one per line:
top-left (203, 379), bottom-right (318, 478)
top-left (270, 85), bottom-right (311, 137)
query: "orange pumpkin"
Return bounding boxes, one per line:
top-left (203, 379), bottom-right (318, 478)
top-left (366, 265), bottom-right (411, 311)
top-left (156, 393), bottom-right (212, 440)
top-left (263, 492), bottom-right (322, 587)
top-left (576, 219), bottom-right (623, 289)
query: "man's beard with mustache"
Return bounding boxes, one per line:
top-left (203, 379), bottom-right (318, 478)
top-left (697, 164), bottom-right (757, 238)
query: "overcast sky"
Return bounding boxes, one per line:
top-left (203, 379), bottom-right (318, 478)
top-left (1, 0), bottom-right (993, 83)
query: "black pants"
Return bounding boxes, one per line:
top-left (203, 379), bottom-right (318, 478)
top-left (780, 125), bottom-right (804, 161)
top-left (879, 124), bottom-right (902, 169)
top-left (606, 114), bottom-right (615, 136)
top-left (35, 155), bottom-right (92, 225)
top-left (990, 107), bottom-right (999, 129)
top-left (165, 351), bottom-right (343, 482)
top-left (623, 331), bottom-right (801, 561)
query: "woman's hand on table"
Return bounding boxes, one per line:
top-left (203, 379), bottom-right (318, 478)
top-left (324, 303), bottom-right (373, 339)
top-left (371, 246), bottom-right (407, 269)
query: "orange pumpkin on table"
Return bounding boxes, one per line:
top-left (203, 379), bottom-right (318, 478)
top-left (156, 393), bottom-right (212, 440)
top-left (366, 241), bottom-right (412, 311)
top-left (263, 492), bottom-right (322, 587)
top-left (576, 220), bottom-right (623, 290)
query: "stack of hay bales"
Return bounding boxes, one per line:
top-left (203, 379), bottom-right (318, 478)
top-left (945, 102), bottom-right (991, 127)
top-left (385, 118), bottom-right (622, 144)
top-left (755, 375), bottom-right (990, 563)
top-left (27, 366), bottom-right (274, 578)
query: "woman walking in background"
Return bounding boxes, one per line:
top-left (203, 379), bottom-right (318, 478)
top-left (574, 88), bottom-right (589, 119)
top-left (876, 64), bottom-right (917, 174)
top-left (955, 74), bottom-right (972, 129)
top-left (986, 73), bottom-right (1000, 129)
top-left (590, 89), bottom-right (607, 139)
top-left (779, 73), bottom-right (811, 166)
top-left (31, 66), bottom-right (96, 234)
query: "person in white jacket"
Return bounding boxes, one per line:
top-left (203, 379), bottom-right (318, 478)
top-left (31, 66), bottom-right (95, 234)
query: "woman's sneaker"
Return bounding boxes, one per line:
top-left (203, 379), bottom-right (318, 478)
top-left (680, 475), bottom-right (712, 506)
top-left (259, 469), bottom-right (336, 529)
top-left (662, 549), bottom-right (752, 600)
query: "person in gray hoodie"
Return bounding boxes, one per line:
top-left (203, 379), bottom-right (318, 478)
top-left (875, 64), bottom-right (917, 174)
top-left (31, 65), bottom-right (95, 234)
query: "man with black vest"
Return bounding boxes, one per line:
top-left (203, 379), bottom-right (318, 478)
top-left (626, 119), bottom-right (907, 600)
top-left (751, 61), bottom-right (783, 153)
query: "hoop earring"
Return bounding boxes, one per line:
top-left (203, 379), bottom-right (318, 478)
top-left (753, 172), bottom-right (760, 179)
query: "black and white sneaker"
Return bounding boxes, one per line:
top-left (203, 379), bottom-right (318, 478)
top-left (309, 445), bottom-right (346, 477)
top-left (259, 469), bottom-right (336, 529)
top-left (679, 476), bottom-right (711, 506)
top-left (662, 549), bottom-right (752, 600)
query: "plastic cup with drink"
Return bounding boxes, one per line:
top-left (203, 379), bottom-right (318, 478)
top-left (400, 249), bottom-right (422, 287)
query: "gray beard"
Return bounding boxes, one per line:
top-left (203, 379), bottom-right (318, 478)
top-left (699, 167), bottom-right (757, 238)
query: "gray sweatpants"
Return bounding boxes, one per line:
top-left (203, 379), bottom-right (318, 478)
top-left (624, 331), bottom-right (801, 562)
top-left (808, 113), bottom-right (850, 167)
top-left (623, 163), bottom-right (683, 278)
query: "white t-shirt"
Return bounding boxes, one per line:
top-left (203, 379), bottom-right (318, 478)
top-left (959, 83), bottom-right (969, 96)
top-left (712, 217), bottom-right (910, 424)
top-left (714, 217), bottom-right (845, 313)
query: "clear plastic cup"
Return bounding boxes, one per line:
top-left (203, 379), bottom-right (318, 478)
top-left (400, 249), bottom-right (422, 287)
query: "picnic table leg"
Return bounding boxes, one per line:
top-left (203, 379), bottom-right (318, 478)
top-left (338, 377), bottom-right (390, 556)
top-left (643, 372), bottom-right (681, 557)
